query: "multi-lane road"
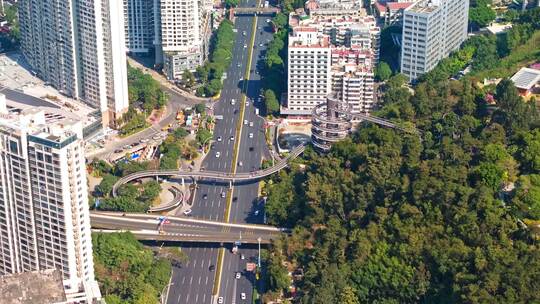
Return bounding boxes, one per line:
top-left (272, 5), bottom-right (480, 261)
top-left (90, 212), bottom-right (282, 243)
top-left (166, 2), bottom-right (276, 303)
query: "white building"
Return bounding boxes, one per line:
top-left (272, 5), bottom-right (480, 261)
top-left (284, 10), bottom-right (377, 116)
top-left (156, 0), bottom-right (206, 79)
top-left (18, 0), bottom-right (129, 126)
top-left (400, 0), bottom-right (469, 81)
top-left (285, 27), bottom-right (332, 116)
top-left (0, 94), bottom-right (101, 303)
top-left (331, 49), bottom-right (375, 113)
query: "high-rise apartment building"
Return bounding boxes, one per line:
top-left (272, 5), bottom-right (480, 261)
top-left (156, 0), bottom-right (204, 79)
top-left (331, 49), bottom-right (375, 113)
top-left (123, 0), bottom-right (155, 53)
top-left (0, 94), bottom-right (101, 303)
top-left (400, 0), bottom-right (469, 80)
top-left (19, 0), bottom-right (129, 126)
top-left (285, 27), bottom-right (333, 116)
top-left (284, 8), bottom-right (377, 116)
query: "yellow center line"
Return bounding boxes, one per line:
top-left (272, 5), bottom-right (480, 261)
top-left (213, 2), bottom-right (260, 298)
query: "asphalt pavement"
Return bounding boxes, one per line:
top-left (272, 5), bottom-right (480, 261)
top-left (166, 1), bottom-right (275, 303)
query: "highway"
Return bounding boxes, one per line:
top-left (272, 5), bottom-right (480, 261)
top-left (165, 1), bottom-right (276, 303)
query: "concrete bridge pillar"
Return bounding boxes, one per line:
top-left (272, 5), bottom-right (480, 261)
top-left (229, 180), bottom-right (233, 189)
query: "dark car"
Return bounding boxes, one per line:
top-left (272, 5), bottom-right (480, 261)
top-left (232, 197), bottom-right (238, 202)
top-left (203, 194), bottom-right (208, 200)
top-left (249, 147), bottom-right (254, 152)
top-left (209, 265), bottom-right (215, 271)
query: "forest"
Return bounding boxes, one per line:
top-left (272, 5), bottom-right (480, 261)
top-left (262, 8), bottom-right (540, 304)
top-left (92, 232), bottom-right (172, 304)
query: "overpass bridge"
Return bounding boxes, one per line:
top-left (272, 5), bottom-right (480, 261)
top-left (231, 7), bottom-right (279, 15)
top-left (111, 145), bottom-right (305, 197)
top-left (90, 212), bottom-right (285, 244)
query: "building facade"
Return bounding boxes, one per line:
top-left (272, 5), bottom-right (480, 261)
top-left (0, 95), bottom-right (101, 303)
top-left (123, 0), bottom-right (155, 53)
top-left (19, 0), bottom-right (129, 126)
top-left (284, 8), bottom-right (377, 116)
top-left (156, 0), bottom-right (206, 79)
top-left (400, 0), bottom-right (469, 81)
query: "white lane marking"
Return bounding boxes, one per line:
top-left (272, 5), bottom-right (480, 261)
top-left (203, 294), bottom-right (206, 304)
top-left (200, 259), bottom-right (204, 268)
top-left (199, 276), bottom-right (202, 284)
top-left (190, 276), bottom-right (193, 285)
top-left (218, 200), bottom-right (221, 208)
top-left (231, 277), bottom-right (238, 304)
top-left (177, 294), bottom-right (181, 303)
top-left (195, 294), bottom-right (199, 303)
top-left (182, 277), bottom-right (186, 284)
top-left (205, 275), bottom-right (209, 285)
top-left (186, 294), bottom-right (190, 303)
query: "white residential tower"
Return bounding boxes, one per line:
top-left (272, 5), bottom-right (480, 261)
top-left (18, 0), bottom-right (130, 126)
top-left (0, 94), bottom-right (101, 303)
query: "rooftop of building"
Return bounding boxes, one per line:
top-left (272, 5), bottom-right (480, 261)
top-left (0, 91), bottom-right (84, 143)
top-left (374, 1), bottom-right (415, 13)
top-left (0, 52), bottom-right (98, 120)
top-left (511, 66), bottom-right (540, 90)
top-left (0, 269), bottom-right (67, 304)
top-left (406, 0), bottom-right (439, 14)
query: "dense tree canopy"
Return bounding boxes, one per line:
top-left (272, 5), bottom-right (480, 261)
top-left (93, 232), bottom-right (171, 304)
top-left (196, 20), bottom-right (235, 97)
top-left (469, 0), bottom-right (496, 28)
top-left (262, 17), bottom-right (540, 301)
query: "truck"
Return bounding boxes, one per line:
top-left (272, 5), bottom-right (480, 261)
top-left (264, 0), bottom-right (269, 7)
top-left (255, 108), bottom-right (259, 115)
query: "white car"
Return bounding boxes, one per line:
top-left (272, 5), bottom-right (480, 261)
top-left (243, 44), bottom-right (247, 48)
top-left (266, 18), bottom-right (271, 23)
top-left (217, 136), bottom-right (222, 142)
top-left (241, 293), bottom-right (246, 300)
top-left (244, 120), bottom-right (248, 125)
top-left (218, 297), bottom-right (224, 304)
top-left (241, 254), bottom-right (245, 260)
top-left (230, 136), bottom-right (235, 141)
top-left (183, 209), bottom-right (192, 216)
top-left (221, 191), bottom-right (226, 198)
top-left (231, 99), bottom-right (236, 105)
top-left (249, 133), bottom-right (253, 138)
top-left (215, 151), bottom-right (221, 158)
top-left (249, 122), bottom-right (253, 127)
top-left (235, 272), bottom-right (241, 279)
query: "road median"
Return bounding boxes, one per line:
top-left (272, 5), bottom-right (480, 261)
top-left (213, 4), bottom-right (260, 298)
